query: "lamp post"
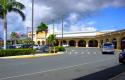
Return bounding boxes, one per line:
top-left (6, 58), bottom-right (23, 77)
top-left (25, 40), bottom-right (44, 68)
top-left (53, 20), bottom-right (55, 53)
top-left (32, 0), bottom-right (34, 49)
top-left (61, 17), bottom-right (64, 46)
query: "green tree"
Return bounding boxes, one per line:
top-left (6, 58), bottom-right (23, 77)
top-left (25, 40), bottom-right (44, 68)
top-left (0, 0), bottom-right (25, 49)
top-left (47, 34), bottom-right (56, 53)
top-left (24, 37), bottom-right (33, 45)
top-left (10, 32), bottom-right (19, 45)
top-left (37, 22), bottom-right (48, 45)
top-left (47, 34), bottom-right (56, 46)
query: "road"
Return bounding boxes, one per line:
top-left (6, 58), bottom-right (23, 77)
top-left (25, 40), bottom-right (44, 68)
top-left (0, 48), bottom-right (124, 80)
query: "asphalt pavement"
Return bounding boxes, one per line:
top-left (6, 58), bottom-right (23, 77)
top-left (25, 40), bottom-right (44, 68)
top-left (0, 48), bottom-right (124, 80)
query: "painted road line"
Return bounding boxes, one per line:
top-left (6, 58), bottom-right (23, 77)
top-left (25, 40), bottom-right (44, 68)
top-left (0, 57), bottom-right (116, 80)
top-left (87, 52), bottom-right (90, 54)
top-left (94, 52), bottom-right (97, 54)
top-left (70, 52), bottom-right (72, 54)
top-left (75, 52), bottom-right (78, 54)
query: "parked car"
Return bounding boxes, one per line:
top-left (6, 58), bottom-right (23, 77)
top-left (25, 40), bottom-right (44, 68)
top-left (33, 45), bottom-right (40, 50)
top-left (39, 45), bottom-right (49, 52)
top-left (62, 44), bottom-right (69, 47)
top-left (15, 44), bottom-right (23, 48)
top-left (0, 46), bottom-right (3, 49)
top-left (119, 49), bottom-right (125, 63)
top-left (7, 45), bottom-right (16, 49)
top-left (20, 44), bottom-right (32, 48)
top-left (102, 42), bottom-right (115, 54)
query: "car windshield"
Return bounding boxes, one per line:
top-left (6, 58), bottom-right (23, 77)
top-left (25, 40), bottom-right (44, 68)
top-left (103, 43), bottom-right (112, 46)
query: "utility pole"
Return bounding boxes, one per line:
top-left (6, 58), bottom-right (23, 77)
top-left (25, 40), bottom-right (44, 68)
top-left (61, 17), bottom-right (64, 46)
top-left (32, 0), bottom-right (34, 49)
top-left (53, 20), bottom-right (54, 35)
top-left (27, 27), bottom-right (29, 38)
top-left (53, 20), bottom-right (55, 53)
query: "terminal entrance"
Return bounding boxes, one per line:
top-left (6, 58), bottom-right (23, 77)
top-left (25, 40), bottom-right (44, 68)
top-left (69, 40), bottom-right (76, 47)
top-left (121, 37), bottom-right (125, 50)
top-left (89, 40), bottom-right (98, 47)
top-left (78, 40), bottom-right (86, 47)
top-left (112, 38), bottom-right (117, 49)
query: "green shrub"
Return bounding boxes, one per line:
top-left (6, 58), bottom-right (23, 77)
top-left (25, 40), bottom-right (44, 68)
top-left (0, 49), bottom-right (35, 57)
top-left (55, 46), bottom-right (65, 52)
top-left (59, 46), bottom-right (65, 51)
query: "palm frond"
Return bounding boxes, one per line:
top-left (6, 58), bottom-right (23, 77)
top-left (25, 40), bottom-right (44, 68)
top-left (36, 22), bottom-right (48, 33)
top-left (8, 1), bottom-right (25, 10)
top-left (10, 8), bottom-right (25, 20)
top-left (0, 5), bottom-right (3, 19)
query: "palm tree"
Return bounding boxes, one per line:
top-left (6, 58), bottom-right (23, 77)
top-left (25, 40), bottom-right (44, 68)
top-left (0, 0), bottom-right (25, 49)
top-left (47, 34), bottom-right (56, 53)
top-left (24, 37), bottom-right (33, 44)
top-left (37, 22), bottom-right (48, 45)
top-left (47, 34), bottom-right (56, 46)
top-left (10, 32), bottom-right (19, 46)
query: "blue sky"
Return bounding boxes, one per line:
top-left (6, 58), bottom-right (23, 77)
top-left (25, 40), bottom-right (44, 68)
top-left (91, 7), bottom-right (125, 31)
top-left (0, 0), bottom-right (125, 38)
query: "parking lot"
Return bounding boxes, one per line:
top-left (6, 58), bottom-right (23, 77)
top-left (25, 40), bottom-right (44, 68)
top-left (0, 48), bottom-right (124, 80)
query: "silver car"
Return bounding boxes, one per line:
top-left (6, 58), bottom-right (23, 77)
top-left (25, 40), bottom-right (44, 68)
top-left (102, 42), bottom-right (115, 54)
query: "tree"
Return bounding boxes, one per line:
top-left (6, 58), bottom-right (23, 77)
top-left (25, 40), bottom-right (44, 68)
top-left (23, 37), bottom-right (33, 44)
top-left (10, 32), bottom-right (19, 45)
top-left (37, 22), bottom-right (48, 45)
top-left (47, 34), bottom-right (56, 46)
top-left (47, 34), bottom-right (56, 53)
top-left (0, 0), bottom-right (25, 49)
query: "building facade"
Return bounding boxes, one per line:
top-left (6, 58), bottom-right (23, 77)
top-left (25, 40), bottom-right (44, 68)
top-left (28, 29), bottom-right (125, 50)
top-left (28, 32), bottom-right (47, 45)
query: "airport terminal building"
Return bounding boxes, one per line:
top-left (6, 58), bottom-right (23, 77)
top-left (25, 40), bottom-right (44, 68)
top-left (28, 29), bottom-right (125, 50)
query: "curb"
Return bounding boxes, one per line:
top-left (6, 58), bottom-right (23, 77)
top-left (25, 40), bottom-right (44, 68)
top-left (109, 72), bottom-right (125, 80)
top-left (0, 52), bottom-right (63, 59)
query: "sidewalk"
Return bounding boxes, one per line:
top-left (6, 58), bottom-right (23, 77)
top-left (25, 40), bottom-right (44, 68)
top-left (0, 52), bottom-right (63, 59)
top-left (110, 72), bottom-right (125, 80)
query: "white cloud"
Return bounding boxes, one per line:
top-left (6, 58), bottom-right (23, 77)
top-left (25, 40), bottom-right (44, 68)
top-left (0, 0), bottom-right (125, 38)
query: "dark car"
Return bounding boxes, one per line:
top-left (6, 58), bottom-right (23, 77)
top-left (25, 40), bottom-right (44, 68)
top-left (20, 44), bottom-right (32, 48)
top-left (7, 45), bottom-right (16, 49)
top-left (0, 46), bottom-right (3, 49)
top-left (39, 45), bottom-right (49, 52)
top-left (119, 49), bottom-right (125, 63)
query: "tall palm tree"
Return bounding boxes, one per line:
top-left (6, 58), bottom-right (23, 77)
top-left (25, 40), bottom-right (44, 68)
top-left (37, 22), bottom-right (48, 45)
top-left (10, 32), bottom-right (19, 46)
top-left (0, 0), bottom-right (25, 49)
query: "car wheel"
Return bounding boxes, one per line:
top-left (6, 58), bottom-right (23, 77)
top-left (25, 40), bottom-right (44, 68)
top-left (110, 52), bottom-right (114, 54)
top-left (119, 59), bottom-right (124, 63)
top-left (102, 52), bottom-right (105, 54)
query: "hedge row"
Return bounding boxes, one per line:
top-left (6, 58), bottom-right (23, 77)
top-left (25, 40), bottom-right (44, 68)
top-left (0, 49), bottom-right (35, 57)
top-left (55, 46), bottom-right (65, 52)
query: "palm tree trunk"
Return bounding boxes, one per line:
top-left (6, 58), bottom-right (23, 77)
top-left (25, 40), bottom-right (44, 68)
top-left (3, 14), bottom-right (7, 50)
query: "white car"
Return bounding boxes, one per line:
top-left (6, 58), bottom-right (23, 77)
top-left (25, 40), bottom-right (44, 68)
top-left (102, 42), bottom-right (115, 54)
top-left (62, 44), bottom-right (69, 47)
top-left (33, 45), bottom-right (40, 50)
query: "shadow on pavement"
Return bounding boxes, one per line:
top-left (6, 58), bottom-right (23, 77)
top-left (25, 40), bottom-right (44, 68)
top-left (73, 64), bottom-right (125, 80)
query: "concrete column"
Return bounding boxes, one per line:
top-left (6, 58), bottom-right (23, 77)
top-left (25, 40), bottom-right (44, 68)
top-left (59, 41), bottom-right (61, 46)
top-left (117, 37), bottom-right (121, 50)
top-left (66, 40), bottom-right (69, 46)
top-left (98, 40), bottom-right (101, 48)
top-left (109, 38), bottom-right (112, 43)
top-left (76, 40), bottom-right (78, 47)
top-left (86, 40), bottom-right (89, 48)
